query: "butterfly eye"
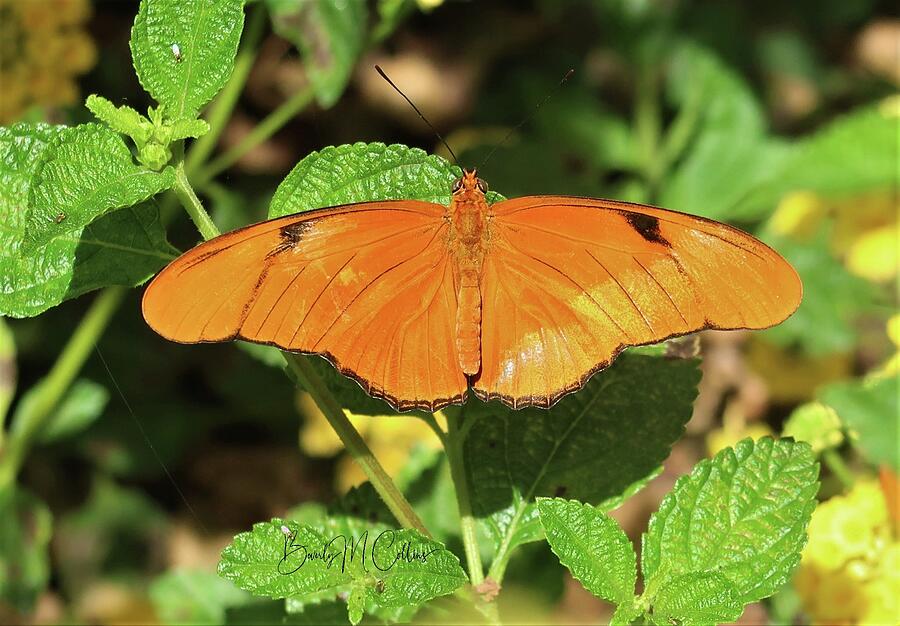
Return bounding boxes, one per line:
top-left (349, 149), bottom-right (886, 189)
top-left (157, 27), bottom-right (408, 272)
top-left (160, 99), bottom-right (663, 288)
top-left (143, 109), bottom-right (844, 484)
top-left (476, 178), bottom-right (488, 193)
top-left (452, 179), bottom-right (464, 193)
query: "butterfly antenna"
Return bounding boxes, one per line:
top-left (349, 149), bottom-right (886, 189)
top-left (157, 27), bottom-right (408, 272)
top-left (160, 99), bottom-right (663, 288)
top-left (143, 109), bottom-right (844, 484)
top-left (478, 68), bottom-right (575, 171)
top-left (375, 64), bottom-right (459, 165)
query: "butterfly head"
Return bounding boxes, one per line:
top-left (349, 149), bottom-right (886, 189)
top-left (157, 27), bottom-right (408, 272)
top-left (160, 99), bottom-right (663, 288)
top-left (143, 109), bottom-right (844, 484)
top-left (452, 169), bottom-right (488, 197)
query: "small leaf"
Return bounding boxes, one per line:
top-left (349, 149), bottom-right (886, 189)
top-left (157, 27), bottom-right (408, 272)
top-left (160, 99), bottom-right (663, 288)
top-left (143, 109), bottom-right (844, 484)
top-left (0, 487), bottom-right (53, 612)
top-left (537, 498), bottom-right (636, 605)
top-left (465, 352), bottom-right (699, 555)
top-left (642, 438), bottom-right (819, 607)
top-left (269, 142), bottom-right (504, 219)
top-left (782, 402), bottom-right (844, 454)
top-left (34, 379), bottom-right (109, 443)
top-left (150, 569), bottom-right (250, 625)
top-left (651, 572), bottom-right (743, 626)
top-left (23, 124), bottom-right (175, 253)
top-left (267, 0), bottom-right (367, 107)
top-left (131, 0), bottom-right (246, 118)
top-left (170, 118), bottom-right (211, 141)
top-left (0, 124), bottom-right (176, 318)
top-left (347, 585), bottom-right (365, 625)
top-left (820, 376), bottom-right (898, 470)
top-left (85, 94), bottom-right (151, 144)
top-left (218, 518), bottom-right (466, 624)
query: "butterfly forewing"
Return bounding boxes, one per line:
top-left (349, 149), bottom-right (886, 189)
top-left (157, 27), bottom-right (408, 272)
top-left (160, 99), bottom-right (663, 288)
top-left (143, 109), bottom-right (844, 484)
top-left (473, 196), bottom-right (802, 408)
top-left (142, 200), bottom-right (468, 411)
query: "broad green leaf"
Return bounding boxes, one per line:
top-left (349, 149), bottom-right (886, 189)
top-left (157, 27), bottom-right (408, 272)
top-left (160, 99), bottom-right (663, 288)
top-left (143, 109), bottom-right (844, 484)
top-left (641, 438), bottom-right (819, 607)
top-left (659, 40), bottom-right (789, 221)
top-left (537, 498), bottom-right (636, 605)
top-left (0, 124), bottom-right (176, 318)
top-left (85, 94), bottom-right (151, 144)
top-left (23, 123), bottom-right (175, 252)
top-left (820, 376), bottom-right (898, 470)
top-left (218, 518), bottom-right (466, 623)
top-left (738, 104), bottom-right (900, 214)
top-left (34, 378), bottom-right (109, 443)
top-left (150, 569), bottom-right (251, 625)
top-left (0, 319), bottom-right (14, 421)
top-left (131, 0), bottom-right (246, 119)
top-left (761, 231), bottom-right (873, 354)
top-left (0, 487), bottom-right (53, 611)
top-left (267, 0), bottom-right (367, 107)
top-left (651, 572), bottom-right (742, 626)
top-left (782, 402), bottom-right (844, 454)
top-left (465, 352), bottom-right (699, 555)
top-left (270, 142), bottom-right (504, 219)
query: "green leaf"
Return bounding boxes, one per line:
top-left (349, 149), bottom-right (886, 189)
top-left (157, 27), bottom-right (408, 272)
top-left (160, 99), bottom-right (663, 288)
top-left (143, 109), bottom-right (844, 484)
top-left (270, 142), bottom-right (504, 219)
top-left (537, 498), bottom-right (636, 605)
top-left (35, 378), bottom-right (109, 443)
top-left (218, 518), bottom-right (466, 623)
top-left (266, 0), bottom-right (367, 107)
top-left (465, 352), bottom-right (699, 557)
top-left (373, 0), bottom-right (415, 41)
top-left (659, 40), bottom-right (789, 221)
top-left (85, 94), bottom-right (151, 144)
top-left (131, 0), bottom-right (246, 118)
top-left (641, 438), bottom-right (819, 607)
top-left (760, 231), bottom-right (873, 354)
top-left (651, 572), bottom-right (742, 626)
top-left (782, 402), bottom-right (844, 454)
top-left (0, 124), bottom-right (176, 318)
top-left (738, 104), bottom-right (900, 214)
top-left (170, 118), bottom-right (211, 141)
top-left (150, 569), bottom-right (251, 625)
top-left (0, 487), bottom-right (53, 611)
top-left (23, 123), bottom-right (175, 253)
top-left (820, 376), bottom-right (898, 470)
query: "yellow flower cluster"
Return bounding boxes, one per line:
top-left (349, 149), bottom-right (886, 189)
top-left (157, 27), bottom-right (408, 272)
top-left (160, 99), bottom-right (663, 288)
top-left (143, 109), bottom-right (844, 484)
top-left (0, 0), bottom-right (96, 124)
top-left (795, 481), bottom-right (900, 624)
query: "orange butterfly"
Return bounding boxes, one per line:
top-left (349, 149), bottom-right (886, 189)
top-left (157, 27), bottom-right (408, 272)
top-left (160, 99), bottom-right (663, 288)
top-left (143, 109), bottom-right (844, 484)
top-left (142, 169), bottom-right (801, 411)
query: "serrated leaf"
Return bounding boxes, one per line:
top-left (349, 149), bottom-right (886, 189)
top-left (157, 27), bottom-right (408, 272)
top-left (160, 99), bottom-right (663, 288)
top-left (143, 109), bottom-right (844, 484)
top-left (537, 498), bottom-right (636, 605)
top-left (269, 142), bottom-right (505, 219)
top-left (267, 0), bottom-right (367, 107)
top-left (659, 40), bottom-right (789, 221)
top-left (651, 572), bottom-right (742, 626)
top-left (465, 352), bottom-right (699, 556)
top-left (0, 487), bottom-right (53, 611)
top-left (150, 569), bottom-right (250, 625)
top-left (23, 124), bottom-right (175, 252)
top-left (0, 124), bottom-right (176, 318)
top-left (820, 376), bottom-right (898, 470)
top-left (131, 0), bottom-right (246, 118)
top-left (35, 378), bottom-right (109, 443)
top-left (170, 118), bottom-right (211, 141)
top-left (85, 94), bottom-right (151, 144)
top-left (218, 518), bottom-right (466, 623)
top-left (641, 438), bottom-right (819, 607)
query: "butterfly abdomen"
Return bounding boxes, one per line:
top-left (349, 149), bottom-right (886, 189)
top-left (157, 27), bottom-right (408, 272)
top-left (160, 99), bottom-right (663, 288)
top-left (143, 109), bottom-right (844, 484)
top-left (456, 268), bottom-right (482, 376)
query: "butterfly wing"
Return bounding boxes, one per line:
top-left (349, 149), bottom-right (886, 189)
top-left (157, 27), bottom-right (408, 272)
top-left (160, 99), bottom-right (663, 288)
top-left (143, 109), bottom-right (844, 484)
top-left (476, 196), bottom-right (801, 408)
top-left (142, 201), bottom-right (466, 411)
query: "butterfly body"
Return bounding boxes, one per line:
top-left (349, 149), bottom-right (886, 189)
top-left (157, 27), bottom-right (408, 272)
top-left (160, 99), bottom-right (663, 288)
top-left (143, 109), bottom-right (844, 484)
top-left (143, 168), bottom-right (801, 412)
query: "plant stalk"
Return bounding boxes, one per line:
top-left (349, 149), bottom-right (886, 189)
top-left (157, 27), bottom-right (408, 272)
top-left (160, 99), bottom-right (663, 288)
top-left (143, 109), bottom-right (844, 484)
top-left (446, 410), bottom-right (485, 587)
top-left (0, 287), bottom-right (126, 487)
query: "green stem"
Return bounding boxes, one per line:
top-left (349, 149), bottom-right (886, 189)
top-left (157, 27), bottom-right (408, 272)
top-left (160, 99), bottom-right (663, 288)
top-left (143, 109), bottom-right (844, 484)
top-left (0, 287), bottom-right (126, 487)
top-left (195, 86), bottom-right (315, 187)
top-left (445, 410), bottom-right (485, 587)
top-left (173, 162), bottom-right (220, 240)
top-left (171, 169), bottom-right (429, 536)
top-left (185, 5), bottom-right (267, 176)
top-left (823, 449), bottom-right (855, 490)
top-left (284, 356), bottom-right (429, 536)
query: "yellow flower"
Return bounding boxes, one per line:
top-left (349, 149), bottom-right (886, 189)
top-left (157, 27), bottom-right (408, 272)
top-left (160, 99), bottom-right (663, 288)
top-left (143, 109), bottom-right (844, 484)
top-left (769, 191), bottom-right (828, 239)
top-left (796, 481), bottom-right (900, 625)
top-left (706, 402), bottom-right (772, 457)
top-left (296, 392), bottom-right (443, 492)
top-left (0, 0), bottom-right (95, 124)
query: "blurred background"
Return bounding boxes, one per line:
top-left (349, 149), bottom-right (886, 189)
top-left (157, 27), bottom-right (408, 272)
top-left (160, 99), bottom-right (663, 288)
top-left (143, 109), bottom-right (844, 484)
top-left (1, 0), bottom-right (897, 624)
